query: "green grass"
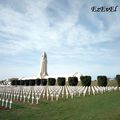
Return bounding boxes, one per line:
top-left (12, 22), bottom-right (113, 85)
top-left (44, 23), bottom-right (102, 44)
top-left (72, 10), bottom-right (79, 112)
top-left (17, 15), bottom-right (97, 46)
top-left (0, 91), bottom-right (120, 120)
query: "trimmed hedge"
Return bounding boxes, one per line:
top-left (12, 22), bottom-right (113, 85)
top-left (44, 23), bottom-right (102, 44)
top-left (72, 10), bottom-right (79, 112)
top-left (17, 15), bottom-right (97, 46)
top-left (11, 80), bottom-right (15, 85)
top-left (17, 80), bottom-right (20, 85)
top-left (57, 77), bottom-right (66, 86)
top-left (97, 76), bottom-right (107, 87)
top-left (36, 78), bottom-right (41, 85)
top-left (41, 79), bottom-right (47, 86)
top-left (80, 76), bottom-right (91, 86)
top-left (48, 78), bottom-right (56, 86)
top-left (68, 77), bottom-right (78, 86)
top-left (11, 79), bottom-right (18, 85)
top-left (20, 80), bottom-right (25, 85)
top-left (116, 75), bottom-right (120, 87)
top-left (29, 79), bottom-right (35, 86)
top-left (25, 80), bottom-right (29, 86)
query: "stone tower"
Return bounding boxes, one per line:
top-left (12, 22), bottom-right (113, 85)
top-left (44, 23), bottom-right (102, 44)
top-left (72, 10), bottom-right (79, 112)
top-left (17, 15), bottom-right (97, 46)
top-left (39, 52), bottom-right (48, 78)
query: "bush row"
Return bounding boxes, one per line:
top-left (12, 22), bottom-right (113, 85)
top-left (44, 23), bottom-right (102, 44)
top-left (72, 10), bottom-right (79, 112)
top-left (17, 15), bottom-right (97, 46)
top-left (10, 75), bottom-right (120, 86)
top-left (11, 79), bottom-right (48, 86)
top-left (10, 76), bottom-right (92, 86)
top-left (11, 77), bottom-right (70, 86)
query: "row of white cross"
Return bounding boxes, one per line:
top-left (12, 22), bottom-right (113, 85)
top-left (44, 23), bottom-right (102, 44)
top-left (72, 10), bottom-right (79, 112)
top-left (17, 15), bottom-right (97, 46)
top-left (0, 98), bottom-right (12, 109)
top-left (0, 85), bottom-right (119, 109)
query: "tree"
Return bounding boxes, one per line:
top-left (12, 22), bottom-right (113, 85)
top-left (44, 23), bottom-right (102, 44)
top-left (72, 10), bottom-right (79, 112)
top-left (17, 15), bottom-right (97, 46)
top-left (29, 79), bottom-right (35, 86)
top-left (116, 75), bottom-right (120, 87)
top-left (68, 77), bottom-right (78, 86)
top-left (80, 76), bottom-right (91, 86)
top-left (25, 80), bottom-right (29, 86)
top-left (48, 78), bottom-right (56, 86)
top-left (41, 79), bottom-right (47, 86)
top-left (17, 80), bottom-right (20, 85)
top-left (97, 76), bottom-right (107, 87)
top-left (9, 78), bottom-right (18, 86)
top-left (36, 78), bottom-right (41, 85)
top-left (57, 77), bottom-right (66, 86)
top-left (20, 80), bottom-right (25, 85)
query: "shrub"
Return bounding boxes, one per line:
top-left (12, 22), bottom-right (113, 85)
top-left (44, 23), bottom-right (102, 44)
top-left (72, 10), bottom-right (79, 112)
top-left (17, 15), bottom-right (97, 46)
top-left (11, 80), bottom-right (15, 85)
top-left (20, 80), bottom-right (25, 86)
top-left (116, 75), bottom-right (120, 87)
top-left (17, 80), bottom-right (20, 85)
top-left (36, 78), bottom-right (41, 85)
top-left (10, 78), bottom-right (18, 86)
top-left (68, 77), bottom-right (78, 86)
top-left (97, 76), bottom-right (107, 87)
top-left (80, 76), bottom-right (91, 86)
top-left (29, 79), bottom-right (35, 86)
top-left (48, 78), bottom-right (56, 86)
top-left (57, 77), bottom-right (66, 86)
top-left (41, 79), bottom-right (47, 86)
top-left (25, 80), bottom-right (29, 86)
top-left (11, 80), bottom-right (18, 85)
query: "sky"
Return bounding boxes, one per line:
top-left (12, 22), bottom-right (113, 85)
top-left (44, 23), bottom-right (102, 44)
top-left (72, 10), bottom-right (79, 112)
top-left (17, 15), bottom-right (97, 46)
top-left (0, 0), bottom-right (120, 80)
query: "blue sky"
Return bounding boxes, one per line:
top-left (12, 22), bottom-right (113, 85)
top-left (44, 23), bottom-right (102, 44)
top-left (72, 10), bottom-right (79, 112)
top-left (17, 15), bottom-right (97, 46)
top-left (0, 0), bottom-right (120, 80)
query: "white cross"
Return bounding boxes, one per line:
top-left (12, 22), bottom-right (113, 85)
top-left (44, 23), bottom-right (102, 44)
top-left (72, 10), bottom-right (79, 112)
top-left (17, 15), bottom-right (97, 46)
top-left (56, 94), bottom-right (59, 101)
top-left (31, 96), bottom-right (34, 104)
top-left (36, 97), bottom-right (39, 104)
top-left (2, 99), bottom-right (4, 106)
top-left (24, 96), bottom-right (26, 102)
top-left (9, 99), bottom-right (12, 109)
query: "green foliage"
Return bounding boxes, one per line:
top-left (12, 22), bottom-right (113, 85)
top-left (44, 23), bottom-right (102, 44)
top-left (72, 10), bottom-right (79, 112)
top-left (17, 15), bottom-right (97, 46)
top-left (80, 76), bottom-right (91, 86)
top-left (41, 79), bottom-right (47, 86)
top-left (48, 78), bottom-right (56, 86)
top-left (10, 78), bottom-right (18, 85)
top-left (11, 80), bottom-right (16, 85)
top-left (68, 77), bottom-right (78, 86)
top-left (36, 78), bottom-right (41, 85)
top-left (17, 80), bottom-right (20, 85)
top-left (25, 80), bottom-right (29, 86)
top-left (20, 80), bottom-right (25, 86)
top-left (57, 77), bottom-right (66, 86)
top-left (116, 74), bottom-right (120, 87)
top-left (29, 79), bottom-right (35, 86)
top-left (97, 76), bottom-right (108, 86)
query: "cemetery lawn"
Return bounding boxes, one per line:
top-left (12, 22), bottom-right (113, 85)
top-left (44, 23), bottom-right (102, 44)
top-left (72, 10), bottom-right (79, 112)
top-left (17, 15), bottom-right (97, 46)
top-left (0, 91), bottom-right (120, 120)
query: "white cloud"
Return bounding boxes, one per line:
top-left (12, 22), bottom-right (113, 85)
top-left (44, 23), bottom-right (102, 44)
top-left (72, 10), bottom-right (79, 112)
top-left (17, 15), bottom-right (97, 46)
top-left (0, 0), bottom-right (120, 79)
top-left (0, 0), bottom-right (119, 54)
